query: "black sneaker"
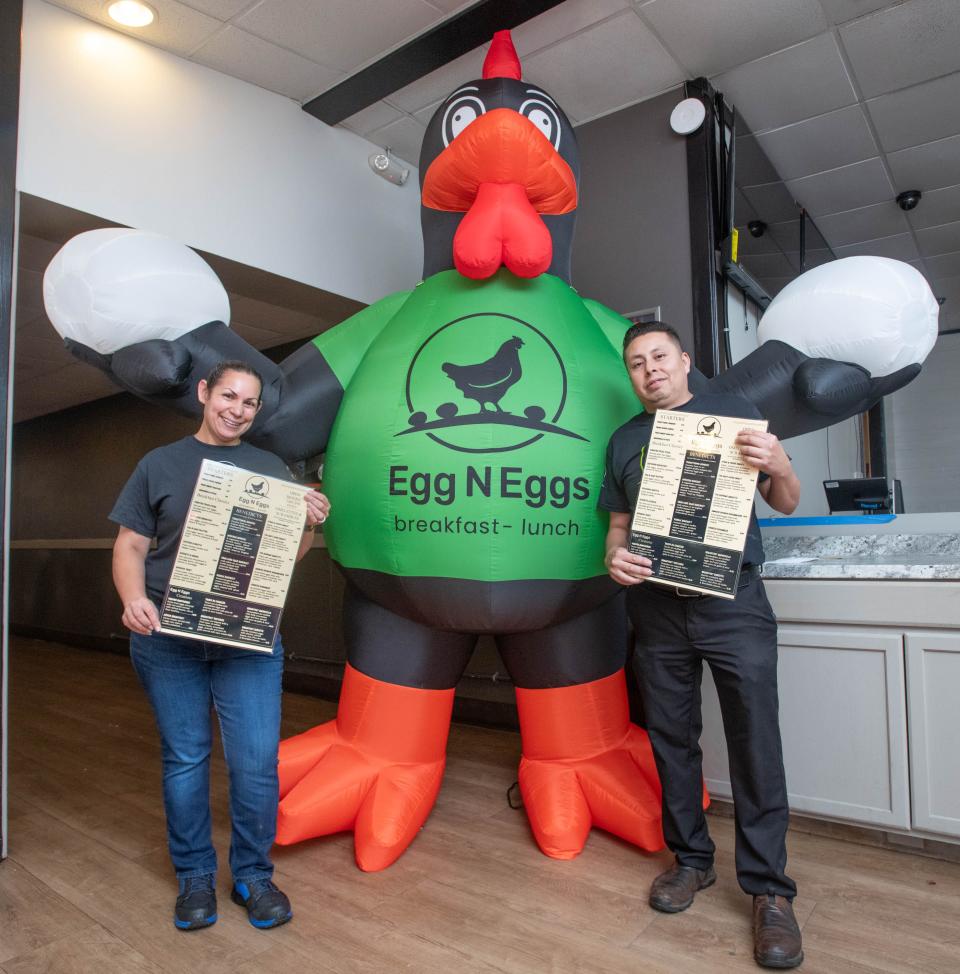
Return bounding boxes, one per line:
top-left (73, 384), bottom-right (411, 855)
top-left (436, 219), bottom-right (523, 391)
top-left (174, 874), bottom-right (217, 930)
top-left (231, 878), bottom-right (293, 929)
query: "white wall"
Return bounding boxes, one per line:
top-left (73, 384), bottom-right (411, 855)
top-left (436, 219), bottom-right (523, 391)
top-left (17, 0), bottom-right (423, 305)
top-left (885, 332), bottom-right (960, 513)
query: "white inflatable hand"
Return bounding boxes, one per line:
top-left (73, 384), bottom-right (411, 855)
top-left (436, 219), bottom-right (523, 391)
top-left (43, 228), bottom-right (230, 354)
top-left (757, 256), bottom-right (939, 376)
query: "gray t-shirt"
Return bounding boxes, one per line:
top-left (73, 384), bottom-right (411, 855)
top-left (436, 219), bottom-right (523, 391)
top-left (109, 435), bottom-right (292, 602)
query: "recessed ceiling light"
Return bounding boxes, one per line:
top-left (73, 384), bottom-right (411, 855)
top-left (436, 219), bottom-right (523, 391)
top-left (106, 1), bottom-right (156, 28)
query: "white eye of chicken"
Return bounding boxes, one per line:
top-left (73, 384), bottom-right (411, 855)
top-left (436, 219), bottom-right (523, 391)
top-left (442, 96), bottom-right (485, 147)
top-left (519, 99), bottom-right (561, 150)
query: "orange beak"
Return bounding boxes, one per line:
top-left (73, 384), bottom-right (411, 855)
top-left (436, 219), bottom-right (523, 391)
top-left (422, 108), bottom-right (577, 214)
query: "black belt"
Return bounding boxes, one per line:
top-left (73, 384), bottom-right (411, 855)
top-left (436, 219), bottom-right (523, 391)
top-left (649, 564), bottom-right (761, 600)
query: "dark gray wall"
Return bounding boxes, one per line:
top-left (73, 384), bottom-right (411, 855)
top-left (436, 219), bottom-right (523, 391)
top-left (573, 87), bottom-right (694, 354)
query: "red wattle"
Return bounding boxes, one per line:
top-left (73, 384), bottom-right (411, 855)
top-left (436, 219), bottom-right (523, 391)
top-left (453, 182), bottom-right (553, 280)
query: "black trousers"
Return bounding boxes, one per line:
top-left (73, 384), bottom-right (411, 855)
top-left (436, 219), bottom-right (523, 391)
top-left (628, 574), bottom-right (796, 899)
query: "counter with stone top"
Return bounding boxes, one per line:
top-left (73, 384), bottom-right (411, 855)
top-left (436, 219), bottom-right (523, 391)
top-left (761, 531), bottom-right (960, 580)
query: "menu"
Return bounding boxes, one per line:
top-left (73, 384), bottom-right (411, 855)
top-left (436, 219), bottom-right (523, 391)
top-left (158, 460), bottom-right (308, 651)
top-left (629, 410), bottom-right (767, 598)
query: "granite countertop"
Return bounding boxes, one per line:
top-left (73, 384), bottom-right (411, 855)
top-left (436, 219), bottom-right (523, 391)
top-left (761, 533), bottom-right (960, 580)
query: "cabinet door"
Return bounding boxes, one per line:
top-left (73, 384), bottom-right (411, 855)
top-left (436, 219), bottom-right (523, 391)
top-left (905, 632), bottom-right (960, 837)
top-left (701, 625), bottom-right (910, 828)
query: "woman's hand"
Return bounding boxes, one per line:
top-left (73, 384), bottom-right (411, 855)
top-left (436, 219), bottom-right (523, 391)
top-left (122, 597), bottom-right (160, 635)
top-left (303, 489), bottom-right (330, 528)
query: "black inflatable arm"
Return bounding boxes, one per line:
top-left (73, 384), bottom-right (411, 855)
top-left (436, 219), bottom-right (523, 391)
top-left (65, 322), bottom-right (343, 465)
top-left (691, 340), bottom-right (921, 440)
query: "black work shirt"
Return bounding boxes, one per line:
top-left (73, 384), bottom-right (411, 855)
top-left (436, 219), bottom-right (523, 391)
top-left (598, 393), bottom-right (767, 567)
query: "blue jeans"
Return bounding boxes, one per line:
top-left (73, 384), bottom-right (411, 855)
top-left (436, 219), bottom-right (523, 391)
top-left (130, 631), bottom-right (284, 883)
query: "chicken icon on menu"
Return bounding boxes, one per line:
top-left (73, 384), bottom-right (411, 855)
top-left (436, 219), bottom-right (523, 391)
top-left (158, 460), bottom-right (309, 651)
top-left (628, 411), bottom-right (767, 598)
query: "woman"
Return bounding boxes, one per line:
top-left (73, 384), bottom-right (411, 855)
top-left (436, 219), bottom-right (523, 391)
top-left (110, 360), bottom-right (329, 931)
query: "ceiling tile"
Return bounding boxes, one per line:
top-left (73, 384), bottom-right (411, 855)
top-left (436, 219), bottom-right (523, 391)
top-left (340, 101), bottom-right (407, 137)
top-left (787, 248), bottom-right (835, 269)
top-left (713, 32), bottom-right (856, 134)
top-left (734, 188), bottom-right (759, 223)
top-left (815, 200), bottom-right (910, 248)
top-left (831, 232), bottom-right (920, 260)
top-left (925, 250), bottom-right (960, 277)
top-left (522, 12), bottom-right (684, 124)
top-left (735, 225), bottom-right (782, 255)
top-left (839, 0), bottom-right (960, 98)
top-left (367, 115), bottom-right (427, 167)
top-left (766, 219), bottom-right (802, 252)
top-left (887, 134), bottom-right (960, 194)
top-left (818, 1), bottom-right (898, 25)
top-left (735, 136), bottom-right (781, 187)
top-left (742, 182), bottom-right (802, 223)
top-left (916, 222), bottom-right (960, 257)
top-left (178, 0), bottom-right (250, 17)
top-left (929, 273), bottom-right (960, 306)
top-left (907, 183), bottom-right (960, 230)
top-left (866, 72), bottom-right (960, 153)
top-left (388, 48), bottom-right (486, 114)
top-left (424, 0), bottom-right (476, 10)
top-left (785, 157), bottom-right (893, 216)
top-left (637, 0), bottom-right (827, 77)
top-left (237, 0), bottom-right (443, 74)
top-left (190, 26), bottom-right (343, 101)
top-left (54, 0), bottom-right (222, 57)
top-left (755, 105), bottom-right (878, 181)
top-left (511, 0), bottom-right (630, 56)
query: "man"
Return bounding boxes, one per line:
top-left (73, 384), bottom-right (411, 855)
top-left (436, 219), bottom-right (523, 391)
top-left (600, 322), bottom-right (804, 970)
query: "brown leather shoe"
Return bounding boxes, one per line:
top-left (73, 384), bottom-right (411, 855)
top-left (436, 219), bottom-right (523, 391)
top-left (753, 894), bottom-right (804, 969)
top-left (648, 863), bottom-right (717, 913)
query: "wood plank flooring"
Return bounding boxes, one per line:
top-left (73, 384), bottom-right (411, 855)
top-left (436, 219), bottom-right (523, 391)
top-left (3, 638), bottom-right (959, 973)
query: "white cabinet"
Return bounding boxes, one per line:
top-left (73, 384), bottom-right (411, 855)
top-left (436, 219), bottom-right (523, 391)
top-left (700, 625), bottom-right (911, 829)
top-left (905, 632), bottom-right (960, 838)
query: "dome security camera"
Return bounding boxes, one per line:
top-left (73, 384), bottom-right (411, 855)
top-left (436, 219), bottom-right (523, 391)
top-left (747, 220), bottom-right (767, 238)
top-left (896, 190), bottom-right (921, 211)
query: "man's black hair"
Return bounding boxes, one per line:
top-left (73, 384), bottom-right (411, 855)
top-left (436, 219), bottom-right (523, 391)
top-left (622, 321), bottom-right (685, 363)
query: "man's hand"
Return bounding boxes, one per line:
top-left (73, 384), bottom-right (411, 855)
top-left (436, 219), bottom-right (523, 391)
top-left (737, 429), bottom-right (801, 515)
top-left (122, 597), bottom-right (160, 635)
top-left (605, 546), bottom-right (653, 587)
top-left (735, 429), bottom-right (791, 478)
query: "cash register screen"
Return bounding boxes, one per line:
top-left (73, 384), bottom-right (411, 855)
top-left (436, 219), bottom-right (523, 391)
top-left (823, 477), bottom-right (903, 514)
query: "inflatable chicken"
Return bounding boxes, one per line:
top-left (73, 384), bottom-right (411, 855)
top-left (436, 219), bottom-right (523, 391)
top-left (44, 32), bottom-right (938, 872)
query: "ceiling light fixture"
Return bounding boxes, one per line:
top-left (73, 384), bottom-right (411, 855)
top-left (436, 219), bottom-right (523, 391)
top-left (368, 148), bottom-right (409, 187)
top-left (106, 1), bottom-right (156, 28)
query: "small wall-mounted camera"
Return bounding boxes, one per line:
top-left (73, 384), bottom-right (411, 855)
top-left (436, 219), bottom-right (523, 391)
top-left (747, 220), bottom-right (767, 238)
top-left (896, 190), bottom-right (921, 211)
top-left (368, 149), bottom-right (409, 187)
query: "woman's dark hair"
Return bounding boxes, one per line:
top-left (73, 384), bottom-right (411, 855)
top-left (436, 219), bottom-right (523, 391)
top-left (622, 321), bottom-right (685, 362)
top-left (204, 360), bottom-right (264, 401)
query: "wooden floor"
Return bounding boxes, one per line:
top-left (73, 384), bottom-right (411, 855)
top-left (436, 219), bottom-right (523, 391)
top-left (2, 638), bottom-right (959, 974)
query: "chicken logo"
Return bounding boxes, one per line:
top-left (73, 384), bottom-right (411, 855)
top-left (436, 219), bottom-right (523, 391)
top-left (696, 417), bottom-right (721, 436)
top-left (398, 312), bottom-right (584, 454)
top-left (243, 476), bottom-right (270, 497)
